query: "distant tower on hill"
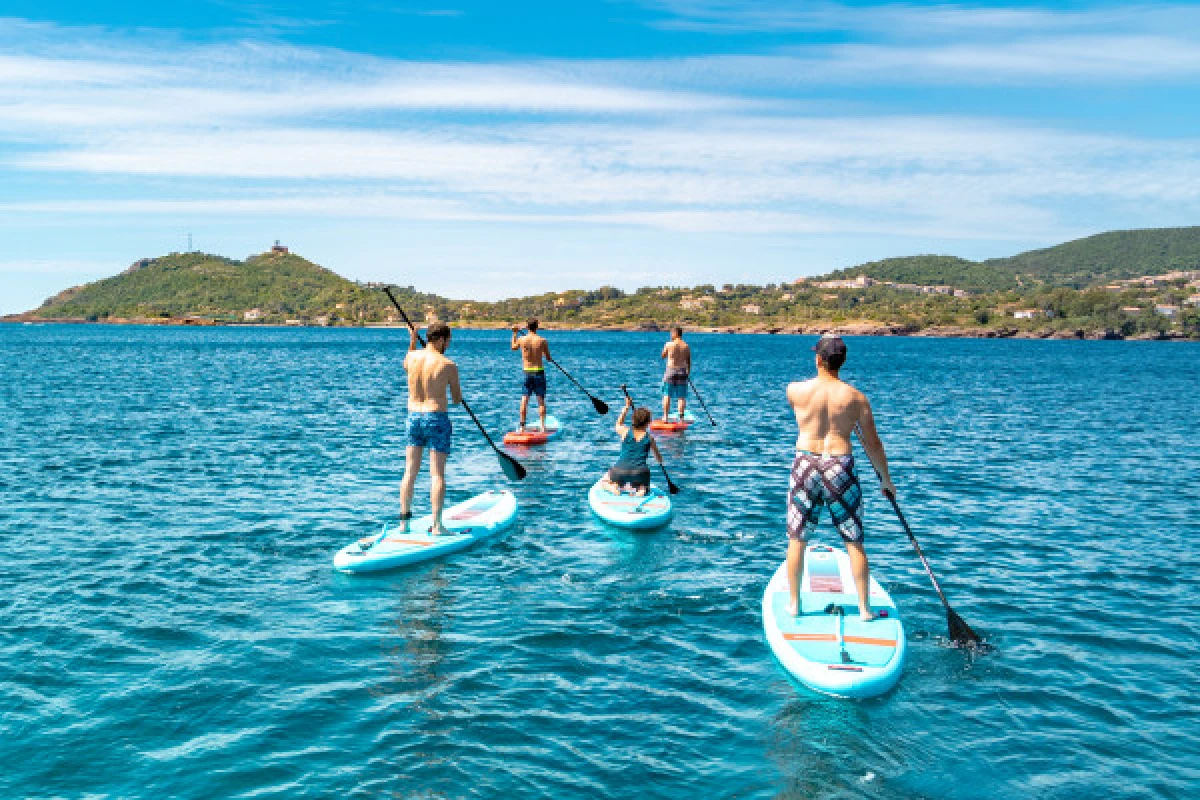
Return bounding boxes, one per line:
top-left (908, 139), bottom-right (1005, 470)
top-left (271, 240), bottom-right (289, 255)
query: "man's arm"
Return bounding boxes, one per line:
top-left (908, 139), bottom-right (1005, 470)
top-left (447, 364), bottom-right (463, 406)
top-left (855, 396), bottom-right (895, 497)
top-left (510, 326), bottom-right (522, 351)
top-left (409, 325), bottom-right (422, 352)
top-left (660, 343), bottom-right (668, 360)
top-left (541, 338), bottom-right (551, 362)
top-left (683, 344), bottom-right (692, 373)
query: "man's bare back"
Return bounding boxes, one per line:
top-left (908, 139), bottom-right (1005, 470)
top-left (787, 375), bottom-right (867, 456)
top-left (662, 339), bottom-right (690, 370)
top-left (404, 348), bottom-right (462, 411)
top-left (514, 332), bottom-right (549, 370)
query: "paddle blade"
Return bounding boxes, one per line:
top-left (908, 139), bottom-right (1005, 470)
top-left (591, 396), bottom-right (609, 415)
top-left (947, 607), bottom-right (986, 648)
top-left (497, 450), bottom-right (527, 481)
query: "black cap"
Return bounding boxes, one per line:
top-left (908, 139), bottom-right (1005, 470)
top-left (813, 334), bottom-right (847, 360)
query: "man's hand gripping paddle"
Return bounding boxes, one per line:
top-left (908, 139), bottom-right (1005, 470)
top-left (384, 287), bottom-right (526, 482)
top-left (620, 385), bottom-right (680, 495)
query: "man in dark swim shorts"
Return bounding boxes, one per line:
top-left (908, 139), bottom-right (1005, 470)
top-left (785, 335), bottom-right (896, 620)
top-left (512, 317), bottom-right (551, 432)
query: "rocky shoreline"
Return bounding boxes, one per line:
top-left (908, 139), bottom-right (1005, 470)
top-left (3, 314), bottom-right (1194, 341)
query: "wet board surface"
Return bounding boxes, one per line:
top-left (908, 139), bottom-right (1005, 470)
top-left (503, 414), bottom-right (563, 445)
top-left (333, 489), bottom-right (518, 573)
top-left (762, 543), bottom-right (906, 698)
top-left (648, 410), bottom-right (696, 432)
top-left (587, 481), bottom-right (672, 530)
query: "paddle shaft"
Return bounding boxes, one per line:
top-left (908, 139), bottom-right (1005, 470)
top-left (686, 377), bottom-right (717, 426)
top-left (382, 288), bottom-right (525, 480)
top-left (883, 490), bottom-right (956, 613)
top-left (546, 355), bottom-right (608, 414)
top-left (854, 423), bottom-right (978, 639)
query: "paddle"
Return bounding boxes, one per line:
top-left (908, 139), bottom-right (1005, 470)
top-left (383, 287), bottom-right (527, 482)
top-left (687, 376), bottom-right (717, 427)
top-left (546, 355), bottom-right (609, 415)
top-left (620, 385), bottom-right (681, 495)
top-left (855, 424), bottom-right (985, 648)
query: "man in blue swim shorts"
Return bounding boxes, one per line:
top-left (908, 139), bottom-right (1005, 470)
top-left (785, 334), bottom-right (897, 621)
top-left (660, 326), bottom-right (691, 422)
top-left (400, 321), bottom-right (462, 536)
top-left (511, 317), bottom-right (551, 432)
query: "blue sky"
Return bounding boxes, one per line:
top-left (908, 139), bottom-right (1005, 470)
top-left (3, 1), bottom-right (1200, 314)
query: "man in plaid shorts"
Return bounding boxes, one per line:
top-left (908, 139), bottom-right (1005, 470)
top-left (786, 335), bottom-right (896, 620)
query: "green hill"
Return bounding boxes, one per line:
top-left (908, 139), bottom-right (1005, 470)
top-left (820, 255), bottom-right (1018, 292)
top-left (820, 226), bottom-right (1200, 290)
top-left (984, 226), bottom-right (1200, 287)
top-left (15, 226), bottom-right (1198, 338)
top-left (32, 250), bottom-right (442, 322)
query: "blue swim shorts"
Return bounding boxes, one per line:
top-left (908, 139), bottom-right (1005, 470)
top-left (662, 368), bottom-right (688, 400)
top-left (407, 411), bottom-right (452, 453)
top-left (787, 451), bottom-right (863, 543)
top-left (522, 369), bottom-right (547, 398)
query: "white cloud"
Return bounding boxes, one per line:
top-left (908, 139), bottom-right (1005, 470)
top-left (1, 13), bottom-right (1199, 248)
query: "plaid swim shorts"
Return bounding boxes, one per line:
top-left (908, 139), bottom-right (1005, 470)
top-left (787, 451), bottom-right (864, 543)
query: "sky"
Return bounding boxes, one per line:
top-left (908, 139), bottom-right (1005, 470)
top-left (2, 1), bottom-right (1200, 313)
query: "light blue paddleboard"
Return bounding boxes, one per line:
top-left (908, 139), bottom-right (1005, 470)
top-left (762, 544), bottom-right (906, 698)
top-left (587, 480), bottom-right (672, 530)
top-left (333, 489), bottom-right (518, 573)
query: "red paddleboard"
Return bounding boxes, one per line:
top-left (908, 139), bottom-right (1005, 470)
top-left (502, 414), bottom-right (562, 446)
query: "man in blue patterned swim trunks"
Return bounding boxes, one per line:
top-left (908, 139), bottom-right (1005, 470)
top-left (400, 321), bottom-right (462, 536)
top-left (786, 335), bottom-right (897, 620)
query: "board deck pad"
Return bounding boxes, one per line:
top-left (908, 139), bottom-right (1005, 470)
top-left (762, 544), bottom-right (906, 697)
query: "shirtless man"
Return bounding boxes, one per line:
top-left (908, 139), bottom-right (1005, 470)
top-left (400, 322), bottom-right (462, 535)
top-left (511, 318), bottom-right (551, 432)
top-left (660, 326), bottom-right (691, 421)
top-left (786, 334), bottom-right (895, 620)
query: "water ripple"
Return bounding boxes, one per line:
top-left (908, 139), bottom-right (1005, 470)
top-left (1, 326), bottom-right (1197, 799)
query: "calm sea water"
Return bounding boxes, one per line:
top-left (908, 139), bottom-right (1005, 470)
top-left (2, 325), bottom-right (1197, 799)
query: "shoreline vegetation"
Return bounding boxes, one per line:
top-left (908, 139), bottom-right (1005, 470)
top-left (6, 228), bottom-right (1200, 341)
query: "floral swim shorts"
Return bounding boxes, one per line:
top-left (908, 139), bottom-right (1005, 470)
top-left (787, 451), bottom-right (864, 543)
top-left (407, 411), bottom-right (452, 454)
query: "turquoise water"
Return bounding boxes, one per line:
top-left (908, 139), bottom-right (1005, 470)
top-left (2, 325), bottom-right (1197, 799)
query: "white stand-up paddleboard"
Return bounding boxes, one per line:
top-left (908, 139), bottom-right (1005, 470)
top-left (587, 480), bottom-right (672, 530)
top-left (762, 543), bottom-right (906, 698)
top-left (333, 489), bottom-right (518, 573)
